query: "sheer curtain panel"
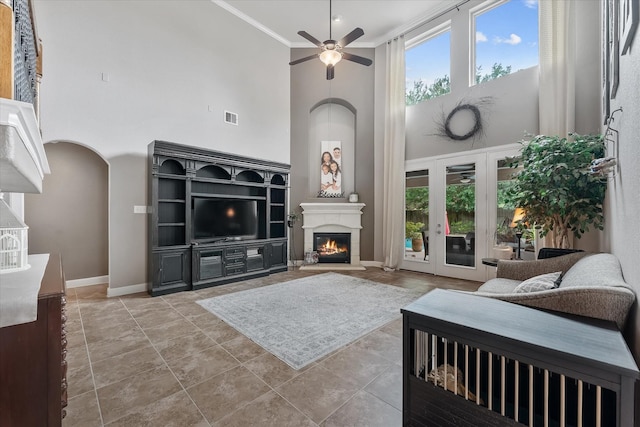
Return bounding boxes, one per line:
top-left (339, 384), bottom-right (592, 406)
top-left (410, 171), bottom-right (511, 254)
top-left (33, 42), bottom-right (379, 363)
top-left (382, 36), bottom-right (406, 270)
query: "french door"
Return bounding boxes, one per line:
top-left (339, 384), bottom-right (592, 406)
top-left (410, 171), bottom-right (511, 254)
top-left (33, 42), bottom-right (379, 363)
top-left (402, 146), bottom-right (522, 282)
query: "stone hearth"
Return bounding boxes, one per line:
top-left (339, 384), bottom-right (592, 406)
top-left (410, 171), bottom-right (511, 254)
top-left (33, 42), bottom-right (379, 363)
top-left (299, 203), bottom-right (365, 271)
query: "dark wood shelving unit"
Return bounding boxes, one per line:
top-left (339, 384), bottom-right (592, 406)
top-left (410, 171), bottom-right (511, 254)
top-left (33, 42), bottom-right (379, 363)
top-left (148, 140), bottom-right (290, 296)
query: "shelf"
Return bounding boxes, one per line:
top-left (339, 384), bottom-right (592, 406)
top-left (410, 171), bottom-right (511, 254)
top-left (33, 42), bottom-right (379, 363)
top-left (156, 173), bottom-right (187, 180)
top-left (158, 223), bottom-right (185, 227)
top-left (191, 192), bottom-right (266, 201)
top-left (158, 199), bottom-right (185, 203)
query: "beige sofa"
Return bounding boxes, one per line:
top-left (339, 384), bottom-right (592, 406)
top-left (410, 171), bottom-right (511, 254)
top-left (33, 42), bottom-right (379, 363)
top-left (473, 252), bottom-right (636, 329)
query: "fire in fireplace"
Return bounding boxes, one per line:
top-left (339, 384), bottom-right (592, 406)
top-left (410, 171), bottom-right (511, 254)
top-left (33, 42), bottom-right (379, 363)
top-left (313, 232), bottom-right (351, 263)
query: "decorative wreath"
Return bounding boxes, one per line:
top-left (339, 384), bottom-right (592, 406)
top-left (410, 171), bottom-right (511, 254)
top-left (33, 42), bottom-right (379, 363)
top-left (443, 104), bottom-right (482, 141)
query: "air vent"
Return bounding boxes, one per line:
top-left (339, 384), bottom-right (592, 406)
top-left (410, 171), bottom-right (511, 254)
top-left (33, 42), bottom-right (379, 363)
top-left (224, 111), bottom-right (238, 125)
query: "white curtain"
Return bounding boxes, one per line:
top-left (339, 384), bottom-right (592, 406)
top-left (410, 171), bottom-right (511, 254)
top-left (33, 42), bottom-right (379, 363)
top-left (382, 36), bottom-right (406, 270)
top-left (538, 0), bottom-right (576, 135)
top-left (538, 1), bottom-right (576, 248)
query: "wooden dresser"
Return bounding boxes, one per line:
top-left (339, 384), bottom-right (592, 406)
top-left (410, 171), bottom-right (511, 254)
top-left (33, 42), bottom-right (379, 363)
top-left (0, 254), bottom-right (67, 426)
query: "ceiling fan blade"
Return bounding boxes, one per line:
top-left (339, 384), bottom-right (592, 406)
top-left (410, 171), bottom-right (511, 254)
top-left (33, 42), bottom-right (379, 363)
top-left (338, 27), bottom-right (364, 47)
top-left (297, 31), bottom-right (323, 47)
top-left (342, 52), bottom-right (373, 66)
top-left (289, 54), bottom-right (319, 66)
top-left (326, 65), bottom-right (335, 80)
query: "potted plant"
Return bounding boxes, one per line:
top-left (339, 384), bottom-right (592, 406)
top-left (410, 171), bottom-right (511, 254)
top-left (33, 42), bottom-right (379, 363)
top-left (406, 221), bottom-right (425, 252)
top-left (506, 133), bottom-right (607, 248)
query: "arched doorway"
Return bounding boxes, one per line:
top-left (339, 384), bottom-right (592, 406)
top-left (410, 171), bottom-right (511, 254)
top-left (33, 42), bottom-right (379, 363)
top-left (24, 141), bottom-right (109, 286)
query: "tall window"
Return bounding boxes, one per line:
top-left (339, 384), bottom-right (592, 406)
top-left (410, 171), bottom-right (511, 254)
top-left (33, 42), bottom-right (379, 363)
top-left (473, 0), bottom-right (539, 85)
top-left (405, 24), bottom-right (451, 106)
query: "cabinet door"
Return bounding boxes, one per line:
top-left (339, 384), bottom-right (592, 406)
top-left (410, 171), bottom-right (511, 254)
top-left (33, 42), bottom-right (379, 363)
top-left (270, 241), bottom-right (287, 271)
top-left (151, 249), bottom-right (191, 295)
top-left (193, 248), bottom-right (224, 282)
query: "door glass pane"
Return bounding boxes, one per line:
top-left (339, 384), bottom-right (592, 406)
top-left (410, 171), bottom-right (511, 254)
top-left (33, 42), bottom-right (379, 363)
top-left (495, 158), bottom-right (536, 260)
top-left (445, 163), bottom-right (475, 267)
top-left (405, 170), bottom-right (429, 262)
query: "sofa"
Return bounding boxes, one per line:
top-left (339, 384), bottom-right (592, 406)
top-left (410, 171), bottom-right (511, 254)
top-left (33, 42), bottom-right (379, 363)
top-left (473, 252), bottom-right (636, 329)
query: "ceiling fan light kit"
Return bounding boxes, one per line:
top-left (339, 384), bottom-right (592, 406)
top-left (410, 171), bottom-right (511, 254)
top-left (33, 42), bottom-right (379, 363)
top-left (289, 0), bottom-right (372, 80)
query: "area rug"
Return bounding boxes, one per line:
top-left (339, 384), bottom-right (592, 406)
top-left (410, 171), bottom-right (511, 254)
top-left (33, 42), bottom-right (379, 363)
top-left (197, 272), bottom-right (422, 370)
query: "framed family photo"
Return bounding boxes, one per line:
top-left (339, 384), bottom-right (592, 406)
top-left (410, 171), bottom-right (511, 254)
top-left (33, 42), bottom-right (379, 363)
top-left (318, 141), bottom-right (343, 198)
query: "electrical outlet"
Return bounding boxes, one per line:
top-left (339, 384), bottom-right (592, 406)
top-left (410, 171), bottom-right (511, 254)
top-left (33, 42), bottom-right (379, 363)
top-left (133, 205), bottom-right (149, 214)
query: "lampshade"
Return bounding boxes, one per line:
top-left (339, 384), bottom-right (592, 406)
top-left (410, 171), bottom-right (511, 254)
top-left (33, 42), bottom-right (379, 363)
top-left (319, 49), bottom-right (342, 66)
top-left (510, 207), bottom-right (526, 228)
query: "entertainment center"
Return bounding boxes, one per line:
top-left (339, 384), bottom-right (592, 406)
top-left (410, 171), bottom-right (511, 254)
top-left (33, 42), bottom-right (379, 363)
top-left (148, 141), bottom-right (290, 296)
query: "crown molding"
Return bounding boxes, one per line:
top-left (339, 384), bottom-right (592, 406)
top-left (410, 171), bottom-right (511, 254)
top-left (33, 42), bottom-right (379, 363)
top-left (212, 0), bottom-right (292, 47)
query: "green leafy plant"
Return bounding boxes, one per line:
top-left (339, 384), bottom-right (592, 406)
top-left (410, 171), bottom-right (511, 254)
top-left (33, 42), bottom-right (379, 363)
top-left (506, 133), bottom-right (607, 248)
top-left (405, 221), bottom-right (425, 239)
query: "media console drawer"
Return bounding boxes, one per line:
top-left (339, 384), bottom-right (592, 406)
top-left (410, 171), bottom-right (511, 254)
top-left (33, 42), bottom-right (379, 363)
top-left (225, 247), bottom-right (245, 258)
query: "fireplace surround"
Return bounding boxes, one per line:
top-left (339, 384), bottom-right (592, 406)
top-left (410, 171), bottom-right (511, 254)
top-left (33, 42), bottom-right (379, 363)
top-left (300, 203), bottom-right (365, 270)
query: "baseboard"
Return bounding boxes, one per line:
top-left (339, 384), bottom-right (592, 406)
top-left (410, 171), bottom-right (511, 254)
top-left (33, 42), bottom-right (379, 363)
top-left (361, 260), bottom-right (383, 268)
top-left (66, 275), bottom-right (109, 289)
top-left (106, 282), bottom-right (148, 298)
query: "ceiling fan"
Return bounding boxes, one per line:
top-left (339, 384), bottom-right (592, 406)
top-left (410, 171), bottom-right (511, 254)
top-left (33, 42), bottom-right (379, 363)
top-left (289, 0), bottom-right (373, 80)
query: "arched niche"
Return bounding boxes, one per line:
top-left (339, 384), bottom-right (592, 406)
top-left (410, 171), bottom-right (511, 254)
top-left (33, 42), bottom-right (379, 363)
top-left (308, 99), bottom-right (356, 198)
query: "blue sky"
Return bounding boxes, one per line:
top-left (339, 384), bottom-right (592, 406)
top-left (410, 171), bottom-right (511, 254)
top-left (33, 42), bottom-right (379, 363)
top-left (406, 0), bottom-right (538, 92)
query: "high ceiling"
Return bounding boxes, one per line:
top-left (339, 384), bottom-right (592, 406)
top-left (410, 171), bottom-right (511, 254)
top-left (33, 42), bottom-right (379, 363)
top-left (214, 0), bottom-right (456, 48)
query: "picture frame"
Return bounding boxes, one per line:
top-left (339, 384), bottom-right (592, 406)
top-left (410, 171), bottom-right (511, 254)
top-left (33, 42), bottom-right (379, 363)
top-left (620, 0), bottom-right (639, 55)
top-left (609, 0), bottom-right (619, 99)
top-left (602, 0), bottom-right (610, 124)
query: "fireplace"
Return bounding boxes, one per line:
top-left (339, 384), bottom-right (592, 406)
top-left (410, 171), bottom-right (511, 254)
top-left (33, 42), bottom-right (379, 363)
top-left (314, 233), bottom-right (350, 263)
top-left (299, 202), bottom-right (365, 270)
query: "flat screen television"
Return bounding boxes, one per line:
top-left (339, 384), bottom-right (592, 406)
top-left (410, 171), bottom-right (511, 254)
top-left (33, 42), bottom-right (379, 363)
top-left (193, 198), bottom-right (258, 241)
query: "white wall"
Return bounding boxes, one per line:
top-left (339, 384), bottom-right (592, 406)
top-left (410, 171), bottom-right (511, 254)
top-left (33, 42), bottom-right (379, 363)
top-left (34, 0), bottom-right (290, 289)
top-left (603, 18), bottom-right (640, 363)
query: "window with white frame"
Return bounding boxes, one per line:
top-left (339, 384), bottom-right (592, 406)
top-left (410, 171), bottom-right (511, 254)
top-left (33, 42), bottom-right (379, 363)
top-left (405, 23), bottom-right (451, 106)
top-left (472, 0), bottom-right (539, 85)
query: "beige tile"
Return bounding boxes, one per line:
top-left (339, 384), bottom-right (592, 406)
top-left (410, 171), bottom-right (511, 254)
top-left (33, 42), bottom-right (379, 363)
top-left (200, 319), bottom-right (242, 344)
top-left (319, 344), bottom-right (391, 388)
top-left (276, 364), bottom-right (360, 424)
top-left (62, 390), bottom-right (102, 427)
top-left (79, 299), bottom-right (128, 321)
top-left (154, 330), bottom-right (217, 362)
top-left (220, 335), bottom-right (266, 363)
top-left (105, 390), bottom-right (208, 427)
top-left (350, 330), bottom-right (403, 365)
top-left (131, 306), bottom-right (186, 330)
top-left (97, 366), bottom-right (182, 424)
top-left (92, 345), bottom-right (163, 388)
top-left (87, 325), bottom-right (150, 362)
top-left (321, 390), bottom-right (401, 427)
top-left (66, 327), bottom-right (87, 349)
top-left (243, 352), bottom-right (307, 388)
top-left (66, 344), bottom-right (90, 371)
top-left (142, 316), bottom-right (194, 340)
top-left (120, 294), bottom-right (170, 311)
top-left (169, 300), bottom-right (211, 319)
top-left (214, 390), bottom-right (316, 427)
top-left (379, 317), bottom-right (403, 337)
top-left (364, 364), bottom-right (403, 410)
top-left (82, 317), bottom-right (141, 343)
top-left (189, 312), bottom-right (224, 330)
top-left (66, 363), bottom-right (95, 398)
top-left (188, 365), bottom-right (271, 424)
top-left (167, 344), bottom-right (239, 388)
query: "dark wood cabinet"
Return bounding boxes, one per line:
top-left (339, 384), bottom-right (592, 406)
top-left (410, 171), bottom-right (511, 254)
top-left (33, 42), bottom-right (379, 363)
top-left (149, 141), bottom-right (290, 296)
top-left (0, 254), bottom-right (67, 427)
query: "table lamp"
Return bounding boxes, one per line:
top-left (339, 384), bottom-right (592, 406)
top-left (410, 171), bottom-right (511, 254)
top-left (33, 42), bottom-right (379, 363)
top-left (510, 208), bottom-right (526, 260)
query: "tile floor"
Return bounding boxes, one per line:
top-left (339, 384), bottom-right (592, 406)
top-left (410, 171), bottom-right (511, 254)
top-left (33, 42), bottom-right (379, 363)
top-left (62, 267), bottom-right (481, 427)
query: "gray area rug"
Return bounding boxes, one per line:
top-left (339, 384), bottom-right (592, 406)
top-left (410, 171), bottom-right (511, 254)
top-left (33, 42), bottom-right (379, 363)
top-left (197, 272), bottom-right (422, 369)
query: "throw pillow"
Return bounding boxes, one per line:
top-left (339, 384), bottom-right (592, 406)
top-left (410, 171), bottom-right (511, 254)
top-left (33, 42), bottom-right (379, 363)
top-left (513, 272), bottom-right (562, 293)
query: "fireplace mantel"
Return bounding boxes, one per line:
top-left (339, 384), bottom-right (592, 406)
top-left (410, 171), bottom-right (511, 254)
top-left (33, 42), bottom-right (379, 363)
top-left (300, 203), bottom-right (365, 270)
